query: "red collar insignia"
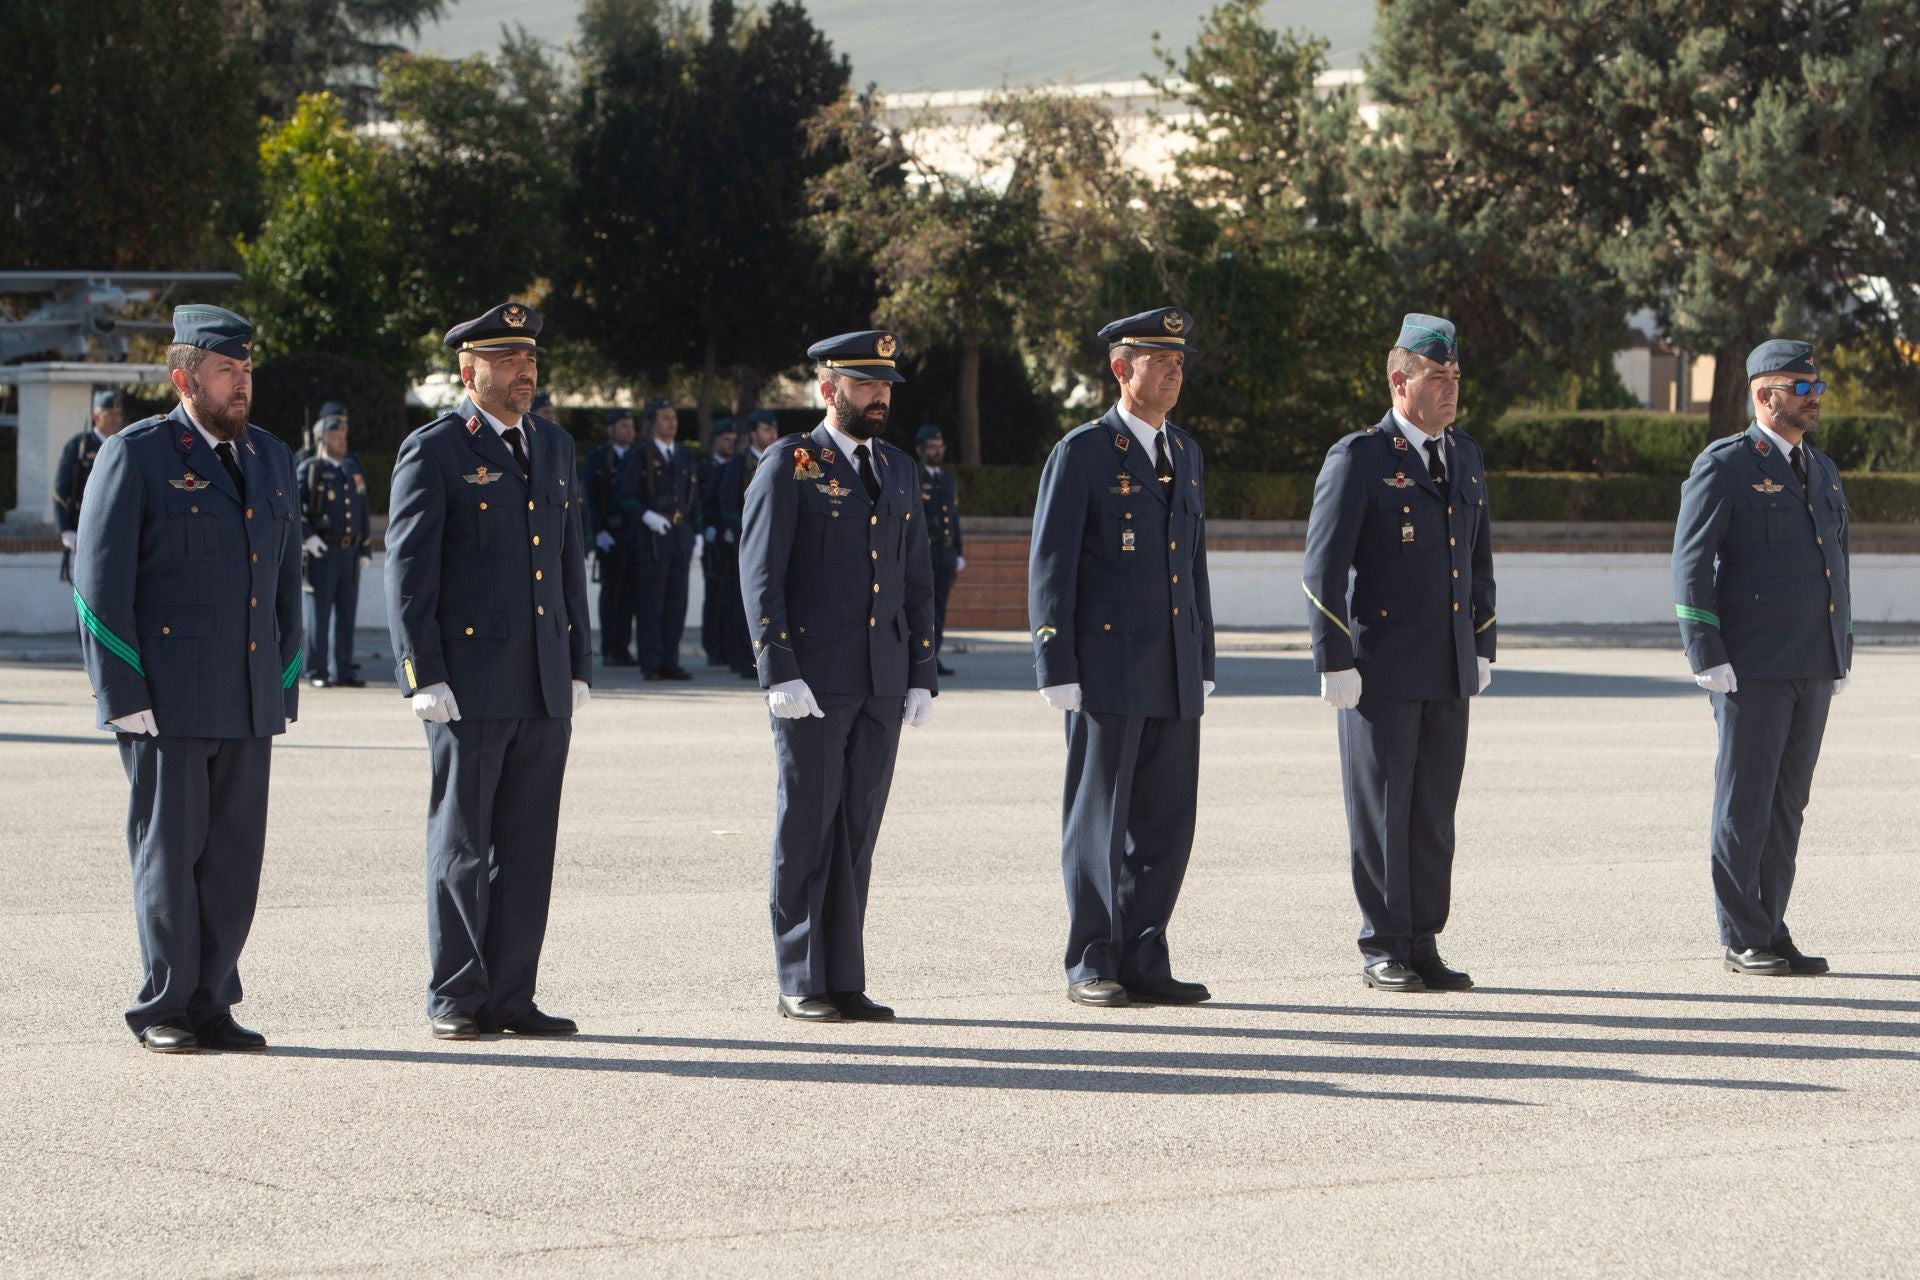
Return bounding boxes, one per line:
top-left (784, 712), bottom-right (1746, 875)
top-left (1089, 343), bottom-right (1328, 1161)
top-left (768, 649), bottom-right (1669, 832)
top-left (466, 416), bottom-right (481, 436)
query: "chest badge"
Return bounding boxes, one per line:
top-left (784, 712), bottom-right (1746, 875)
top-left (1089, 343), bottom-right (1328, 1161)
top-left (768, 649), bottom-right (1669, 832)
top-left (792, 446), bottom-right (823, 481)
top-left (463, 466), bottom-right (503, 485)
top-left (465, 416), bottom-right (482, 436)
top-left (1383, 472), bottom-right (1415, 489)
top-left (1121, 526), bottom-right (1137, 554)
top-left (1392, 435), bottom-right (1409, 451)
top-left (1401, 522), bottom-right (1416, 543)
top-left (168, 472), bottom-right (205, 491)
top-left (818, 446), bottom-right (836, 465)
top-left (1752, 479), bottom-right (1785, 494)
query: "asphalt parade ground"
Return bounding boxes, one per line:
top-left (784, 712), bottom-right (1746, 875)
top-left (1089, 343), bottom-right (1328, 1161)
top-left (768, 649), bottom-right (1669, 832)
top-left (4, 632), bottom-right (1917, 1276)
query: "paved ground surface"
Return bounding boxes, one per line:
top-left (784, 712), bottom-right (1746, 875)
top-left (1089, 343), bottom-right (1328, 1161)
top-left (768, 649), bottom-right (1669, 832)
top-left (4, 633), bottom-right (1917, 1276)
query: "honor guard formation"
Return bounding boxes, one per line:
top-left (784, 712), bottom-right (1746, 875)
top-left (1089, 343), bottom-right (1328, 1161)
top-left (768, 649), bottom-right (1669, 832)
top-left (67, 300), bottom-right (1854, 1050)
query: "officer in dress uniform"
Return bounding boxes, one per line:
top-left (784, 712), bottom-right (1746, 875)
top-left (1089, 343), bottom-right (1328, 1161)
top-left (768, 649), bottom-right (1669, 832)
top-left (1302, 313), bottom-right (1496, 993)
top-left (55, 391), bottom-right (127, 578)
top-left (72, 304), bottom-right (302, 1053)
top-left (384, 302), bottom-right (593, 1040)
top-left (717, 410), bottom-right (778, 677)
top-left (739, 331), bottom-right (937, 1022)
top-left (1672, 339), bottom-right (1850, 977)
top-left (1028, 307), bottom-right (1217, 1009)
top-left (627, 400), bottom-right (698, 680)
top-left (915, 424), bottom-right (966, 677)
top-left (698, 417), bottom-right (738, 666)
top-left (582, 408), bottom-right (642, 665)
top-left (298, 409), bottom-right (371, 687)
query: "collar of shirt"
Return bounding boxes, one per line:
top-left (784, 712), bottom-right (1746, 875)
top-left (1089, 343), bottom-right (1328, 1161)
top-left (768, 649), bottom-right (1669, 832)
top-left (476, 404), bottom-right (525, 439)
top-left (179, 405), bottom-right (226, 453)
top-left (611, 443), bottom-right (627, 459)
top-left (1113, 402), bottom-right (1169, 455)
top-left (818, 419), bottom-right (873, 464)
top-left (922, 463), bottom-right (941, 477)
top-left (1391, 408), bottom-right (1446, 458)
top-left (654, 438), bottom-right (675, 462)
top-left (1753, 420), bottom-right (1800, 460)
top-left (749, 445), bottom-right (766, 462)
top-left (89, 429), bottom-right (104, 446)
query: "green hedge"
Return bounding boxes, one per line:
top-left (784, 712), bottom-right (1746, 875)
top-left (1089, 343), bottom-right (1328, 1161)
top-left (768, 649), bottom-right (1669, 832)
top-left (1479, 411), bottom-right (1918, 475)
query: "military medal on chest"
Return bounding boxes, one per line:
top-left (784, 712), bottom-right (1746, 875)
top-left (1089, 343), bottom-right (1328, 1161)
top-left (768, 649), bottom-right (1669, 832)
top-left (792, 446), bottom-right (822, 481)
top-left (1121, 526), bottom-right (1136, 554)
top-left (1383, 472), bottom-right (1415, 489)
top-left (1402, 521), bottom-right (1415, 543)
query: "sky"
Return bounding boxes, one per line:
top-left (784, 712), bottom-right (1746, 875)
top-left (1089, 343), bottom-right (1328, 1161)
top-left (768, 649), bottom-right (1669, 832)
top-left (406, 0), bottom-right (1375, 90)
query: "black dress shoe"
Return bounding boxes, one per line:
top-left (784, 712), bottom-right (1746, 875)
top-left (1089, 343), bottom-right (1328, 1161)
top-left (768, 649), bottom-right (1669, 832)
top-left (1773, 939), bottom-right (1830, 975)
top-left (657, 666), bottom-right (694, 681)
top-left (604, 654), bottom-right (636, 667)
top-left (308, 675), bottom-right (332, 688)
top-left (430, 1012), bottom-right (481, 1040)
top-left (829, 991), bottom-right (895, 1021)
top-left (1410, 957), bottom-right (1474, 990)
top-left (1124, 977), bottom-right (1211, 1005)
top-left (335, 676), bottom-right (367, 689)
top-left (1724, 946), bottom-right (1793, 976)
top-left (486, 1007), bottom-right (579, 1036)
top-left (1067, 979), bottom-right (1130, 1007)
top-left (778, 994), bottom-right (842, 1021)
top-left (139, 1020), bottom-right (199, 1054)
top-left (936, 661), bottom-right (955, 677)
top-left (1362, 961), bottom-right (1428, 992)
top-left (194, 1013), bottom-right (267, 1050)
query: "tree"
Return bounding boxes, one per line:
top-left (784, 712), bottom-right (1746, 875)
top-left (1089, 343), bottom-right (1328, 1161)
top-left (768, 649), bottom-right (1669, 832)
top-left (225, 0), bottom-right (452, 123)
top-left (1357, 0), bottom-right (1920, 437)
top-left (4, 0), bottom-right (257, 271)
top-left (237, 95), bottom-right (401, 374)
top-left (559, 0), bottom-right (857, 433)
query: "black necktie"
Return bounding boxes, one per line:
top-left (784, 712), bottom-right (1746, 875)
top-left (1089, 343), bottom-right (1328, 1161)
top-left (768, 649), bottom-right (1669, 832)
top-left (214, 441), bottom-right (245, 498)
top-left (1154, 430), bottom-right (1174, 485)
top-left (1790, 444), bottom-right (1808, 491)
top-left (1424, 436), bottom-right (1447, 487)
top-left (502, 425), bottom-right (530, 477)
top-left (854, 443), bottom-right (881, 503)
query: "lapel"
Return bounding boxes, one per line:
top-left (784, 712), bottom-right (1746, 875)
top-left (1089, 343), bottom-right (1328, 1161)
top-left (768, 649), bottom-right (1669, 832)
top-left (1104, 407), bottom-right (1168, 506)
top-left (1444, 426), bottom-right (1466, 504)
top-left (459, 396), bottom-right (526, 482)
top-left (811, 423), bottom-right (873, 507)
top-left (168, 405), bottom-right (241, 506)
top-left (1745, 424), bottom-right (1800, 497)
top-left (1372, 411), bottom-right (1441, 500)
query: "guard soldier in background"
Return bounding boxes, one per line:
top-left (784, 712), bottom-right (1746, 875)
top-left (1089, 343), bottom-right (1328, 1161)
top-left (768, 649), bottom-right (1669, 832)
top-left (698, 417), bottom-right (738, 666)
top-left (54, 390), bottom-right (126, 581)
top-left (740, 331), bottom-right (937, 1022)
top-left (632, 398), bottom-right (698, 680)
top-left (1028, 306), bottom-right (1216, 1010)
top-left (73, 304), bottom-right (302, 1053)
top-left (717, 409), bottom-right (778, 677)
top-left (1672, 338), bottom-right (1850, 978)
top-left (291, 400), bottom-right (345, 467)
top-left (1302, 313), bottom-right (1495, 994)
top-left (914, 424), bottom-right (966, 676)
top-left (582, 407), bottom-right (642, 665)
top-left (298, 408), bottom-right (370, 687)
top-left (384, 301), bottom-right (592, 1041)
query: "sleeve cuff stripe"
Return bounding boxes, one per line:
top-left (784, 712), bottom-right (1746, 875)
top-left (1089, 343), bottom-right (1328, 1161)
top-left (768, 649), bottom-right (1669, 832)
top-left (1675, 604), bottom-right (1721, 628)
top-left (1475, 613), bottom-right (1497, 635)
top-left (1302, 582), bottom-right (1351, 639)
top-left (73, 590), bottom-right (144, 677)
top-left (282, 651), bottom-right (302, 689)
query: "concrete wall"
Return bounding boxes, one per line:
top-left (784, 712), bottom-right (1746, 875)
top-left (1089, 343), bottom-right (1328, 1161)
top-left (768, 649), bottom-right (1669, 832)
top-left (10, 549), bottom-right (1918, 635)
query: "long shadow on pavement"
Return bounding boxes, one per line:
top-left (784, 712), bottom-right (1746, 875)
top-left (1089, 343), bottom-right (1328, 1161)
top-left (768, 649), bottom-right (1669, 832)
top-left (1203, 999), bottom-right (1920, 1039)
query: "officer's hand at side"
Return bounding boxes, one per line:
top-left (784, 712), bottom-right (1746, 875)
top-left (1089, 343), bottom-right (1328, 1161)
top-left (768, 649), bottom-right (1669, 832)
top-left (641, 511), bottom-right (672, 536)
top-left (411, 682), bottom-right (461, 723)
top-left (1477, 656), bottom-right (1493, 694)
top-left (955, 555), bottom-right (967, 574)
top-left (1203, 680), bottom-right (1215, 698)
top-left (359, 555), bottom-right (371, 571)
top-left (1694, 663), bottom-right (1738, 694)
top-left (723, 529), bottom-right (736, 544)
top-left (571, 679), bottom-right (591, 713)
top-left (1040, 683), bottom-right (1082, 712)
top-left (60, 530), bottom-right (78, 551)
top-left (768, 678), bottom-right (825, 719)
top-left (1834, 670), bottom-right (1850, 695)
top-left (1320, 668), bottom-right (1362, 710)
top-left (902, 688), bottom-right (933, 728)
top-left (109, 708), bottom-right (158, 736)
top-left (594, 531), bottom-right (615, 553)
top-left (302, 534), bottom-right (327, 557)
top-left (703, 527), bottom-right (718, 543)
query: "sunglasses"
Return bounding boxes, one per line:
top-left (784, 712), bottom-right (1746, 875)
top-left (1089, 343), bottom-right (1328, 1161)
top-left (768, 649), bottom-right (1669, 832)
top-left (1761, 379), bottom-right (1827, 397)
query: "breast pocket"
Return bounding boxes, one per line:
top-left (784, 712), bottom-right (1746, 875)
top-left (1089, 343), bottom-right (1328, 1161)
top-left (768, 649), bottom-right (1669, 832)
top-left (164, 493), bottom-right (226, 561)
top-left (450, 495), bottom-right (496, 557)
top-left (810, 498), bottom-right (869, 562)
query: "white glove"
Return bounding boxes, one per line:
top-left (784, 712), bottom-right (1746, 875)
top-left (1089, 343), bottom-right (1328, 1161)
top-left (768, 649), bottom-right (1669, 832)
top-left (955, 555), bottom-right (967, 573)
top-left (703, 527), bottom-right (718, 543)
top-left (359, 555), bottom-right (371, 571)
top-left (1321, 668), bottom-right (1362, 710)
top-left (594, 531), bottom-right (615, 553)
top-left (768, 678), bottom-right (824, 719)
top-left (1477, 656), bottom-right (1493, 694)
top-left (302, 534), bottom-right (327, 557)
top-left (411, 682), bottom-right (461, 723)
top-left (60, 530), bottom-right (78, 551)
top-left (903, 687), bottom-right (933, 728)
top-left (723, 529), bottom-right (736, 544)
top-left (571, 679), bottom-right (591, 713)
top-left (641, 511), bottom-right (672, 536)
top-left (109, 708), bottom-right (158, 736)
top-left (1040, 683), bottom-right (1082, 712)
top-left (1834, 670), bottom-right (1850, 695)
top-left (1695, 663), bottom-right (1738, 694)
top-left (1203, 680), bottom-right (1216, 697)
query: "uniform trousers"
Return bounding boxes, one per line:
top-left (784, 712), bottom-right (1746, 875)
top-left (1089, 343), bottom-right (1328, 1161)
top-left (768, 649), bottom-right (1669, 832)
top-left (303, 551), bottom-right (360, 682)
